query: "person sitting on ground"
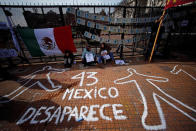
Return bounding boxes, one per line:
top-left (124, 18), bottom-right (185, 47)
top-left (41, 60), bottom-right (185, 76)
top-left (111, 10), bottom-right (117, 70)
top-left (82, 45), bottom-right (96, 66)
top-left (64, 50), bottom-right (74, 68)
top-left (98, 43), bottom-right (114, 64)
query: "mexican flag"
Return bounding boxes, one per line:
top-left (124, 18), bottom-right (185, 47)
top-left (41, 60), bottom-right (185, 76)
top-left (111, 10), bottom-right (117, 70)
top-left (18, 26), bottom-right (76, 57)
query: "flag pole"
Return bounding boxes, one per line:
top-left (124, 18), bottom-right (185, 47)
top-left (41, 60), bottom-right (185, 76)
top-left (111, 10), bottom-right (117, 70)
top-left (149, 10), bottom-right (166, 63)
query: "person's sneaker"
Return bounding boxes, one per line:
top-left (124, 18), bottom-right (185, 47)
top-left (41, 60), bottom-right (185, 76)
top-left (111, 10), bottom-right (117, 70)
top-left (91, 63), bottom-right (97, 66)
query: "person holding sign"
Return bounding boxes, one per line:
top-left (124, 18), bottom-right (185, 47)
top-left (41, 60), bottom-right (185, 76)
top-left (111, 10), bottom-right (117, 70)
top-left (98, 43), bottom-right (114, 64)
top-left (82, 45), bottom-right (96, 66)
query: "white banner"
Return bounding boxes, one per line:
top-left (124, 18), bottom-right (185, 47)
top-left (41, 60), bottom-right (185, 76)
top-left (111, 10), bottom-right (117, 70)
top-left (77, 10), bottom-right (85, 17)
top-left (67, 8), bottom-right (76, 14)
top-left (87, 21), bottom-right (95, 28)
top-left (84, 31), bottom-right (92, 38)
top-left (76, 18), bottom-right (85, 25)
top-left (91, 34), bottom-right (100, 41)
top-left (96, 23), bottom-right (104, 30)
top-left (109, 17), bottom-right (115, 23)
top-left (67, 7), bottom-right (160, 24)
top-left (83, 31), bottom-right (150, 45)
top-left (77, 18), bottom-right (151, 34)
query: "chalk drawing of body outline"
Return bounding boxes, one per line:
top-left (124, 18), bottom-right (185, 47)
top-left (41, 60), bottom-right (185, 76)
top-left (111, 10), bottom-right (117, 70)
top-left (0, 66), bottom-right (66, 103)
top-left (171, 65), bottom-right (196, 80)
top-left (114, 65), bottom-right (196, 130)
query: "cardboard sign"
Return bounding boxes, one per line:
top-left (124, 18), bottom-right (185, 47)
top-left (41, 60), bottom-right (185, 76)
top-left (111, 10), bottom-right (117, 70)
top-left (85, 53), bottom-right (94, 63)
top-left (104, 55), bottom-right (110, 60)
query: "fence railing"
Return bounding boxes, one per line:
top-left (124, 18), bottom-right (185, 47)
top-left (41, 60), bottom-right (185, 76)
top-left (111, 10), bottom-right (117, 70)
top-left (0, 4), bottom-right (195, 65)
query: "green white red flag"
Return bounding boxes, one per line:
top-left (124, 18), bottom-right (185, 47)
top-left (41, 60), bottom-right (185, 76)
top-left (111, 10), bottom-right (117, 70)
top-left (18, 26), bottom-right (76, 57)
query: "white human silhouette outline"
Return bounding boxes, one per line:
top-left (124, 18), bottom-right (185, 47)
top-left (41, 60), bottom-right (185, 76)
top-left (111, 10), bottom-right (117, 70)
top-left (114, 65), bottom-right (196, 130)
top-left (170, 65), bottom-right (196, 80)
top-left (0, 66), bottom-right (66, 103)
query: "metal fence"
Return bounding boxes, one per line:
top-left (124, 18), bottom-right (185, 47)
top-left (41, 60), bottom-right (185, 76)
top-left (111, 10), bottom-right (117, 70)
top-left (0, 3), bottom-right (196, 65)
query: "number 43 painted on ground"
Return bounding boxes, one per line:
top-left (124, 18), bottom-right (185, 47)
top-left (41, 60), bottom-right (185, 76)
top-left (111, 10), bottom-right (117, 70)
top-left (71, 72), bottom-right (98, 87)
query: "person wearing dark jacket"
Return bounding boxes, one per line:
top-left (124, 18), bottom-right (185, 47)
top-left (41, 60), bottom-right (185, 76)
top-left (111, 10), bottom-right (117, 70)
top-left (64, 50), bottom-right (74, 68)
top-left (82, 45), bottom-right (96, 66)
top-left (145, 16), bottom-right (165, 60)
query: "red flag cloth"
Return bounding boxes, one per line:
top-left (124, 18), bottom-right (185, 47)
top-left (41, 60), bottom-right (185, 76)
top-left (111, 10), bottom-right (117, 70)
top-left (54, 26), bottom-right (77, 53)
top-left (164, 0), bottom-right (196, 10)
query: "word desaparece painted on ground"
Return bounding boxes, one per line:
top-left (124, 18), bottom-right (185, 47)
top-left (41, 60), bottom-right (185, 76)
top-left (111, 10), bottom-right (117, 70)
top-left (1, 65), bottom-right (195, 130)
top-left (16, 71), bottom-right (127, 125)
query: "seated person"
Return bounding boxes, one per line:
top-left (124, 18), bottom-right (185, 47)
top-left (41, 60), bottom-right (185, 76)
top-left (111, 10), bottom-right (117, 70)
top-left (64, 50), bottom-right (74, 68)
top-left (82, 45), bottom-right (96, 66)
top-left (98, 43), bottom-right (114, 64)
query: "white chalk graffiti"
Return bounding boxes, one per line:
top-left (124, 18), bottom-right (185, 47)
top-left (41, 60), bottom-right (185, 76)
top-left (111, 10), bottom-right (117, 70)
top-left (114, 65), bottom-right (196, 130)
top-left (71, 72), bottom-right (98, 87)
top-left (16, 104), bottom-right (127, 125)
top-left (171, 65), bottom-right (196, 80)
top-left (0, 66), bottom-right (66, 103)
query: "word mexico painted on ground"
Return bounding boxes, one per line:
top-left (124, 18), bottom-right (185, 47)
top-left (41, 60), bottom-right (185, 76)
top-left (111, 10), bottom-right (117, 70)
top-left (16, 71), bottom-right (127, 125)
top-left (1, 65), bottom-right (195, 130)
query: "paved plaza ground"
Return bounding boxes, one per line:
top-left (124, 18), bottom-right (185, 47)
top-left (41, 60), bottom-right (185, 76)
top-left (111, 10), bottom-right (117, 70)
top-left (0, 61), bottom-right (196, 131)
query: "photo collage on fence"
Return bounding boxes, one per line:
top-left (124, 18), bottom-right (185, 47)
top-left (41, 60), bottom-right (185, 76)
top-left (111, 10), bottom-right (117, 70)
top-left (67, 7), bottom-right (158, 44)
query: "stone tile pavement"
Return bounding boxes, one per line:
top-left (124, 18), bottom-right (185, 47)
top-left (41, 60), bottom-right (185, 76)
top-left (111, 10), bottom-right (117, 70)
top-left (0, 62), bottom-right (196, 131)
